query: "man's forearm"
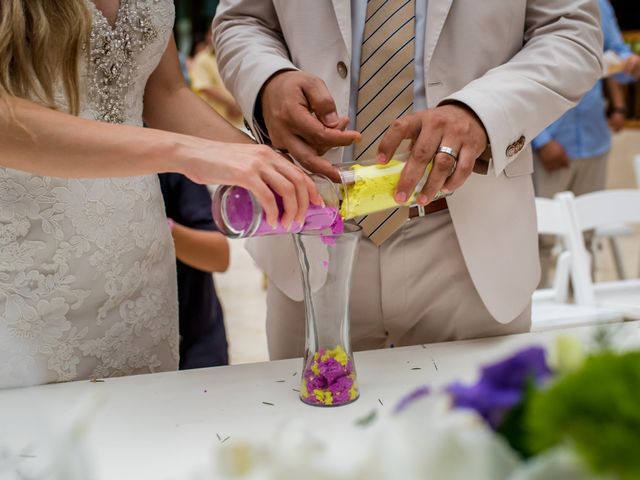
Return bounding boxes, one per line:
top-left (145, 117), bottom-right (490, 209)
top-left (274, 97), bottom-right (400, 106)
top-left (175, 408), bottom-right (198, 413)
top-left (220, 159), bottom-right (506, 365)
top-left (606, 77), bottom-right (627, 110)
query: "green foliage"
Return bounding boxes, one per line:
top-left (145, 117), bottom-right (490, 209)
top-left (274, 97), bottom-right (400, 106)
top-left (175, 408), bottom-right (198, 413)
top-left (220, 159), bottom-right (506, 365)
top-left (526, 351), bottom-right (640, 480)
top-left (497, 379), bottom-right (538, 459)
top-left (355, 409), bottom-right (377, 427)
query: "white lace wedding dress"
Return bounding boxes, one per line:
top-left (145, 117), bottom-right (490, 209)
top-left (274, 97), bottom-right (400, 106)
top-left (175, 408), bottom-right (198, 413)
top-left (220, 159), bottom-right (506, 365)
top-left (0, 0), bottom-right (179, 388)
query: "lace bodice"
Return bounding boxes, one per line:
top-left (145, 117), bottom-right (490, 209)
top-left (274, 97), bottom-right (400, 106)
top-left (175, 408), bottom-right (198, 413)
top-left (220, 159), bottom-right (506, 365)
top-left (0, 0), bottom-right (179, 389)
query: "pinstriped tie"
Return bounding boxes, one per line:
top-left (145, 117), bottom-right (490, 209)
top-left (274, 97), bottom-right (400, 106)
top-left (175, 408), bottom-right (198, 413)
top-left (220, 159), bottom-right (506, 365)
top-left (354, 0), bottom-right (415, 246)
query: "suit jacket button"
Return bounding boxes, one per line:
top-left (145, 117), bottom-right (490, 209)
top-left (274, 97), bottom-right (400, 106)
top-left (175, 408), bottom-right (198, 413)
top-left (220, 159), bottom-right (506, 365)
top-left (337, 61), bottom-right (348, 79)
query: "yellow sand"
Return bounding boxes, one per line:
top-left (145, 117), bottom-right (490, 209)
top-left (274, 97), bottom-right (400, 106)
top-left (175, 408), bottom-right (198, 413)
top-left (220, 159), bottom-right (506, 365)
top-left (339, 160), bottom-right (410, 219)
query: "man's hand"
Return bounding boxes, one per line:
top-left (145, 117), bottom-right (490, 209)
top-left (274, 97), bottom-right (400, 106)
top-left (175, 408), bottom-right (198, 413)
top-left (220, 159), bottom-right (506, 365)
top-left (609, 111), bottom-right (626, 133)
top-left (260, 70), bottom-right (361, 181)
top-left (623, 54), bottom-right (640, 79)
top-left (377, 104), bottom-right (488, 206)
top-left (537, 140), bottom-right (570, 172)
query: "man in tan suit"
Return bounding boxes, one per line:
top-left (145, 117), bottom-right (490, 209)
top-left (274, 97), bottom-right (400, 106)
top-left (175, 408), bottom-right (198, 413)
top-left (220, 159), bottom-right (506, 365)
top-left (213, 0), bottom-right (603, 359)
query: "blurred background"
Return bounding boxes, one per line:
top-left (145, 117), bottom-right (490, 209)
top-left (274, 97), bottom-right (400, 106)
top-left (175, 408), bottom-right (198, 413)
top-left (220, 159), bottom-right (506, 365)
top-left (174, 0), bottom-right (219, 57)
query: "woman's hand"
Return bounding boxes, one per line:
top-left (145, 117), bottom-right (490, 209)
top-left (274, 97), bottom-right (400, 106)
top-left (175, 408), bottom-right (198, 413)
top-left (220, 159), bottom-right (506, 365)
top-left (181, 140), bottom-right (323, 229)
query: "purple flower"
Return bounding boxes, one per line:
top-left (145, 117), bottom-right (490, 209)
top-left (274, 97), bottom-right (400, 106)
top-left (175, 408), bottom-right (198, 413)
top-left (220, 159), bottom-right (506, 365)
top-left (394, 386), bottom-right (431, 414)
top-left (447, 347), bottom-right (552, 429)
top-left (481, 346), bottom-right (552, 390)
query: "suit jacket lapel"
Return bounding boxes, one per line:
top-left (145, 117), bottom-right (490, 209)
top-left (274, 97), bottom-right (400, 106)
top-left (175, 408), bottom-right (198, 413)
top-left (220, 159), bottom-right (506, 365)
top-left (425, 0), bottom-right (454, 69)
top-left (331, 0), bottom-right (352, 56)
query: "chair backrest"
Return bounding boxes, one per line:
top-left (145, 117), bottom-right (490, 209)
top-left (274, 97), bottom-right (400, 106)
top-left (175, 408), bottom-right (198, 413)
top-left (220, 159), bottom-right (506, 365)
top-left (535, 197), bottom-right (572, 236)
top-left (555, 191), bottom-right (597, 306)
top-left (569, 189), bottom-right (640, 232)
top-left (558, 190), bottom-right (640, 306)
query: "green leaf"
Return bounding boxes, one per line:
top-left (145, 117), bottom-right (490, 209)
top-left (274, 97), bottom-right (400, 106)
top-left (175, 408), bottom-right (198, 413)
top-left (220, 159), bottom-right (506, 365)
top-left (526, 351), bottom-right (640, 480)
top-left (355, 409), bottom-right (377, 428)
top-left (497, 378), bottom-right (539, 459)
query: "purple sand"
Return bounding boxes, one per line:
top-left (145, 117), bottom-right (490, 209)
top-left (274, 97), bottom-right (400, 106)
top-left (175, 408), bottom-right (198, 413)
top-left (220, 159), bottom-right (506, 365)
top-left (319, 357), bottom-right (346, 384)
top-left (224, 186), bottom-right (341, 236)
top-left (302, 349), bottom-right (357, 406)
top-left (307, 375), bottom-right (328, 391)
top-left (329, 376), bottom-right (354, 404)
top-left (320, 214), bottom-right (345, 246)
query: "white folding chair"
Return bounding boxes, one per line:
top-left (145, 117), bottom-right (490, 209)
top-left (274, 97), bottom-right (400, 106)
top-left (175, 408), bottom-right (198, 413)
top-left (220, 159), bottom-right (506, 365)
top-left (562, 189), bottom-right (640, 320)
top-left (531, 196), bottom-right (623, 332)
top-left (592, 155), bottom-right (640, 279)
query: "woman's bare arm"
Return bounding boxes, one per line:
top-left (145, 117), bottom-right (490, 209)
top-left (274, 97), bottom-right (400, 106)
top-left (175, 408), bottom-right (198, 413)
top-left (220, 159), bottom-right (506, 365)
top-left (143, 36), bottom-right (248, 144)
top-left (0, 97), bottom-right (181, 178)
top-left (0, 96), bottom-right (319, 227)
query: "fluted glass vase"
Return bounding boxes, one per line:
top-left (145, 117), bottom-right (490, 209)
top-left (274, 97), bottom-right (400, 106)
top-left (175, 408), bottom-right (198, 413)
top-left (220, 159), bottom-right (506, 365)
top-left (294, 223), bottom-right (362, 407)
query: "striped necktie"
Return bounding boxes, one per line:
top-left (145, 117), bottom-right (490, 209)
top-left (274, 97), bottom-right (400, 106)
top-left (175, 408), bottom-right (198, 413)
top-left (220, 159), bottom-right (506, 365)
top-left (354, 0), bottom-right (415, 246)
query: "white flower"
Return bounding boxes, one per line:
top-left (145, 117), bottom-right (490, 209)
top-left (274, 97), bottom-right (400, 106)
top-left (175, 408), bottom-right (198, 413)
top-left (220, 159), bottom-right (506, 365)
top-left (211, 396), bottom-right (520, 480)
top-left (215, 421), bottom-right (371, 480)
top-left (368, 395), bottom-right (520, 480)
top-left (508, 447), bottom-right (608, 480)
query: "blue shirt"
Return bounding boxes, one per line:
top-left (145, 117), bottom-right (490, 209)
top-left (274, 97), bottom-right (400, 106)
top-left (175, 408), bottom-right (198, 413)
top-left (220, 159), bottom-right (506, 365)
top-left (344, 0), bottom-right (428, 162)
top-left (158, 174), bottom-right (229, 369)
top-left (532, 0), bottom-right (633, 160)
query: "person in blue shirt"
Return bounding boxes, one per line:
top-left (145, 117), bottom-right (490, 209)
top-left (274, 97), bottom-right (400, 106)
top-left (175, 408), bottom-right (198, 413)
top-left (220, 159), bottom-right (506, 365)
top-left (532, 0), bottom-right (640, 286)
top-left (159, 173), bottom-right (230, 369)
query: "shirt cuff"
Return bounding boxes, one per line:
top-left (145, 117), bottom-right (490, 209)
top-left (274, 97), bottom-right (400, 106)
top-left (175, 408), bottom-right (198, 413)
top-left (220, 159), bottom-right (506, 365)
top-left (531, 131), bottom-right (554, 150)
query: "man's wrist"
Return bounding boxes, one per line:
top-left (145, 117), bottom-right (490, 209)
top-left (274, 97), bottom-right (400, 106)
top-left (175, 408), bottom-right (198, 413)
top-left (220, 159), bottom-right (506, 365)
top-left (254, 69), bottom-right (298, 145)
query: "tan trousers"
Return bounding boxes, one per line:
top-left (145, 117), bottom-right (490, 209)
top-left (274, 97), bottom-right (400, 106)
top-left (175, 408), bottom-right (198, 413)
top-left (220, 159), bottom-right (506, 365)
top-left (266, 210), bottom-right (532, 360)
top-left (533, 152), bottom-right (609, 287)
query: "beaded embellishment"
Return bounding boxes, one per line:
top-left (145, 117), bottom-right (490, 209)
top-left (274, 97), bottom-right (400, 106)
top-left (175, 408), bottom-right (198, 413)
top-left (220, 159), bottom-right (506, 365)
top-left (86, 0), bottom-right (159, 124)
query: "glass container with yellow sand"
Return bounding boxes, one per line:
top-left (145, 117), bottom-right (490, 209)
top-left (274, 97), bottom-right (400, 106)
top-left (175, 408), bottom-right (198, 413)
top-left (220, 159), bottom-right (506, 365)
top-left (337, 152), bottom-right (449, 220)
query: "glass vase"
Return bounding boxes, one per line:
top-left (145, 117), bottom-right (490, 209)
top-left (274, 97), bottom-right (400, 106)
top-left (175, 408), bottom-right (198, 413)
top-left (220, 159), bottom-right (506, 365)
top-left (294, 223), bottom-right (362, 407)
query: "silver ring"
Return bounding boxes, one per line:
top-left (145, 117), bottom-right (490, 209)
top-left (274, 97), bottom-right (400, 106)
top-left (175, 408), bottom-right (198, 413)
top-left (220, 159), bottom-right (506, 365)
top-left (436, 146), bottom-right (458, 176)
top-left (436, 146), bottom-right (459, 161)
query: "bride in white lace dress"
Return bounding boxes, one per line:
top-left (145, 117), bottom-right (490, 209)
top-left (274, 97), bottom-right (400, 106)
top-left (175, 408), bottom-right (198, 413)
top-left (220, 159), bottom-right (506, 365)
top-left (0, 0), bottom-right (320, 389)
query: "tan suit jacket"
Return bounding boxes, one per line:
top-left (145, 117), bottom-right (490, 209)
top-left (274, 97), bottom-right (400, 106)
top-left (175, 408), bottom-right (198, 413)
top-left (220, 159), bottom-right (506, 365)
top-left (213, 0), bottom-right (603, 324)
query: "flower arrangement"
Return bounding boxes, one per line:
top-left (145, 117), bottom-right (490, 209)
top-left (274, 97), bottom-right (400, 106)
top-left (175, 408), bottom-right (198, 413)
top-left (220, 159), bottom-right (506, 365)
top-left (214, 328), bottom-right (640, 480)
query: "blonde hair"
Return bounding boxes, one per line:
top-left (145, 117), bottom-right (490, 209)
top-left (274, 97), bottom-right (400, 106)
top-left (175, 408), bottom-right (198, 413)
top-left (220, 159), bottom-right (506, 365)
top-left (0, 0), bottom-right (91, 115)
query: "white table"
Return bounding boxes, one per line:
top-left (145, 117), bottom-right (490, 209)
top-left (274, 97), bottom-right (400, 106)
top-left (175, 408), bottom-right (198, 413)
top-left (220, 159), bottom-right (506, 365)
top-left (1, 322), bottom-right (638, 480)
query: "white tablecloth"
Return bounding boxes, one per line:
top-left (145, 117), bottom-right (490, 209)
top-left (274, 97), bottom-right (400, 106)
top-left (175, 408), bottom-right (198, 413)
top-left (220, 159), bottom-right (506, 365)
top-left (1, 322), bottom-right (638, 480)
